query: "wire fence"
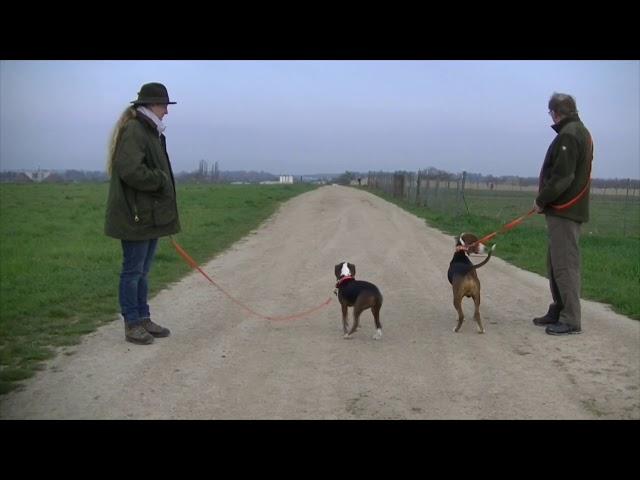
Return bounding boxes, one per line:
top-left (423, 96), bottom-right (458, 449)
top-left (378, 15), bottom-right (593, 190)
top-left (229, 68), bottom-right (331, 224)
top-left (366, 170), bottom-right (640, 237)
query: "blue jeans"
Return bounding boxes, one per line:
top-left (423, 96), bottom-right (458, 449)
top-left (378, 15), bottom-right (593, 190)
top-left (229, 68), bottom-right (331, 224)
top-left (119, 239), bottom-right (158, 326)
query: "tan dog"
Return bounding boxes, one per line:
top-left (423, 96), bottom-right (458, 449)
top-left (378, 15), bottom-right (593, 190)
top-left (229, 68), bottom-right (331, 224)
top-left (447, 233), bottom-right (495, 333)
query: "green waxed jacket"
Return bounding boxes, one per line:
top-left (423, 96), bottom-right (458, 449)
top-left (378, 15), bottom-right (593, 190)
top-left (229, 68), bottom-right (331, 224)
top-left (536, 115), bottom-right (593, 223)
top-left (105, 112), bottom-right (181, 240)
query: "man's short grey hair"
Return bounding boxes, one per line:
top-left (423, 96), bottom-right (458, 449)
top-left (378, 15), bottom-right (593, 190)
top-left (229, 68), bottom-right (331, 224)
top-left (548, 92), bottom-right (578, 116)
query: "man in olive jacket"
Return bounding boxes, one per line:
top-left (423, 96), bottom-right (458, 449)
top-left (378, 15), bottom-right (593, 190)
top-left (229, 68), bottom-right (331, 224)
top-left (533, 92), bottom-right (593, 336)
top-left (105, 82), bottom-right (181, 345)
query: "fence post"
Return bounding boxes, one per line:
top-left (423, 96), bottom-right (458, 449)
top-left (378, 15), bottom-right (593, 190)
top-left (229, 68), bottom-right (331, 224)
top-left (460, 171), bottom-right (467, 215)
top-left (424, 176), bottom-right (430, 208)
top-left (623, 178), bottom-right (630, 236)
top-left (405, 173), bottom-right (410, 201)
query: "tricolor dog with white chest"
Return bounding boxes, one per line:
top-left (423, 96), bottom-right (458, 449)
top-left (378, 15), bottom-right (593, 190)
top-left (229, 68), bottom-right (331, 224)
top-left (334, 262), bottom-right (383, 340)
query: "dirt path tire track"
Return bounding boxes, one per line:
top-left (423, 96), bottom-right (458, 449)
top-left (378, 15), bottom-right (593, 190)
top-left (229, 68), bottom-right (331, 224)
top-left (2, 185), bottom-right (638, 419)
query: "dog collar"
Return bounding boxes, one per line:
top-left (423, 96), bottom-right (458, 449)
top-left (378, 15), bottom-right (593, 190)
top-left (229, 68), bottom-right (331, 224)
top-left (335, 275), bottom-right (355, 288)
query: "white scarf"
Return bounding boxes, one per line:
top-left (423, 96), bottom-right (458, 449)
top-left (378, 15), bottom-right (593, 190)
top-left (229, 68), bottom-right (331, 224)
top-left (136, 106), bottom-right (166, 135)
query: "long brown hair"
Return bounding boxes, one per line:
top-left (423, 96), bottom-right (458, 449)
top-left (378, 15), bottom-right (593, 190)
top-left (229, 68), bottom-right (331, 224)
top-left (106, 106), bottom-right (137, 176)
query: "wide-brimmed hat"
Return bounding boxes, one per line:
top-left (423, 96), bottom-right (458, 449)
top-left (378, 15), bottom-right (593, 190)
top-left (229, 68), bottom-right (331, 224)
top-left (130, 82), bottom-right (177, 105)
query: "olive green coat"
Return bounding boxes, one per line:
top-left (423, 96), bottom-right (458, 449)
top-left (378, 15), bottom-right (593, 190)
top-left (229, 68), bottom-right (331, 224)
top-left (536, 115), bottom-right (593, 223)
top-left (105, 112), bottom-right (181, 240)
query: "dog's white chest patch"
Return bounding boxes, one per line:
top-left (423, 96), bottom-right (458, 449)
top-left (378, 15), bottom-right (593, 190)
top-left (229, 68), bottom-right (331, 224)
top-left (340, 263), bottom-right (351, 277)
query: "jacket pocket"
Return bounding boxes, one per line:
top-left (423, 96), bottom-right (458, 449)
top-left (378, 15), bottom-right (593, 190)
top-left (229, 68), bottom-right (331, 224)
top-left (152, 195), bottom-right (177, 226)
top-left (133, 191), bottom-right (154, 227)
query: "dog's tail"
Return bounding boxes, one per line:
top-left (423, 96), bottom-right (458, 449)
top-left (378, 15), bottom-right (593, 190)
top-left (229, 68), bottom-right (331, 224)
top-left (472, 244), bottom-right (496, 270)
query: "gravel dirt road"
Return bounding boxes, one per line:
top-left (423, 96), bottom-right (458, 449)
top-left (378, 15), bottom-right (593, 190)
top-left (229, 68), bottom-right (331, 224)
top-left (2, 185), bottom-right (638, 419)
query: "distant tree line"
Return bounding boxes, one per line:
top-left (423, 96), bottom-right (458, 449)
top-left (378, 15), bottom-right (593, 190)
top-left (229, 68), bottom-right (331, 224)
top-left (0, 170), bottom-right (108, 183)
top-left (1, 165), bottom-right (637, 191)
top-left (0, 168), bottom-right (282, 185)
top-left (175, 170), bottom-right (279, 183)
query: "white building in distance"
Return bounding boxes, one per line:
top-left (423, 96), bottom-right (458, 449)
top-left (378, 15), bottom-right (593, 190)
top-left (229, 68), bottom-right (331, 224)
top-left (23, 169), bottom-right (53, 182)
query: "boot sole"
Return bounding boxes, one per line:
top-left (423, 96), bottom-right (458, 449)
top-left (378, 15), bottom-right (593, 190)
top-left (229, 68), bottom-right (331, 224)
top-left (126, 336), bottom-right (155, 345)
top-left (147, 330), bottom-right (170, 338)
top-left (546, 329), bottom-right (582, 336)
top-left (533, 320), bottom-right (558, 327)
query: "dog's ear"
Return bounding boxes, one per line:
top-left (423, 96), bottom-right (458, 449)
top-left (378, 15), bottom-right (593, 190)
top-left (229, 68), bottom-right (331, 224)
top-left (334, 264), bottom-right (341, 278)
top-left (348, 263), bottom-right (356, 276)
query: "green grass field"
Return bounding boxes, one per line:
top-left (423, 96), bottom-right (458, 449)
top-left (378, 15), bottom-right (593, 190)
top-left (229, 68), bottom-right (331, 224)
top-left (363, 187), bottom-right (640, 322)
top-left (0, 182), bottom-right (316, 395)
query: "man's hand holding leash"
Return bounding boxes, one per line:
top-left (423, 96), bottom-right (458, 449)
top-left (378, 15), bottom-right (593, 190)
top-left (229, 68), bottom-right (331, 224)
top-left (533, 200), bottom-right (544, 213)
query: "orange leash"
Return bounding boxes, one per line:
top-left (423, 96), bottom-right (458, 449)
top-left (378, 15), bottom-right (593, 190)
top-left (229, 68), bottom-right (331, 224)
top-left (468, 207), bottom-right (537, 248)
top-left (170, 237), bottom-right (333, 321)
top-left (468, 134), bottom-right (594, 249)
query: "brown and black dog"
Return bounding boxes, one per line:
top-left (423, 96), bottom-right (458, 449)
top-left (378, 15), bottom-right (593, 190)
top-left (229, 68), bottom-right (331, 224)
top-left (334, 262), bottom-right (383, 340)
top-left (447, 233), bottom-right (496, 334)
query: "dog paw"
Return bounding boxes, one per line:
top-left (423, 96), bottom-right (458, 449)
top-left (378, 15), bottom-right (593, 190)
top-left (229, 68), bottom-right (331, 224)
top-left (453, 327), bottom-right (461, 333)
top-left (343, 334), bottom-right (352, 339)
top-left (373, 329), bottom-right (382, 340)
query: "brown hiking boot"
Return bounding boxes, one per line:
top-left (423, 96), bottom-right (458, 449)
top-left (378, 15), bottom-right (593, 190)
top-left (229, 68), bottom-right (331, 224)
top-left (141, 318), bottom-right (170, 338)
top-left (125, 324), bottom-right (154, 345)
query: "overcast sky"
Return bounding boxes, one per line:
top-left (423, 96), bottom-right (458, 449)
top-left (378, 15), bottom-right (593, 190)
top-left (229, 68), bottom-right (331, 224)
top-left (1, 60), bottom-right (638, 178)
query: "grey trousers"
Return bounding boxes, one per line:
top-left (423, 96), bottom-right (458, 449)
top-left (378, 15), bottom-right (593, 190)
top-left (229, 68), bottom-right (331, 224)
top-left (545, 215), bottom-right (582, 329)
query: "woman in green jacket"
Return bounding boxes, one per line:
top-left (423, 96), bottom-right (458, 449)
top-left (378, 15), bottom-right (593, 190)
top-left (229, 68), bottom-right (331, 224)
top-left (105, 82), bottom-right (181, 345)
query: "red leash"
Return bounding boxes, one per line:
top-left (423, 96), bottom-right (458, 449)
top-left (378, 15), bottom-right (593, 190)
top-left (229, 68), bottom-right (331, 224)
top-left (170, 237), bottom-right (333, 321)
top-left (470, 207), bottom-right (538, 247)
top-left (467, 135), bottom-right (594, 249)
